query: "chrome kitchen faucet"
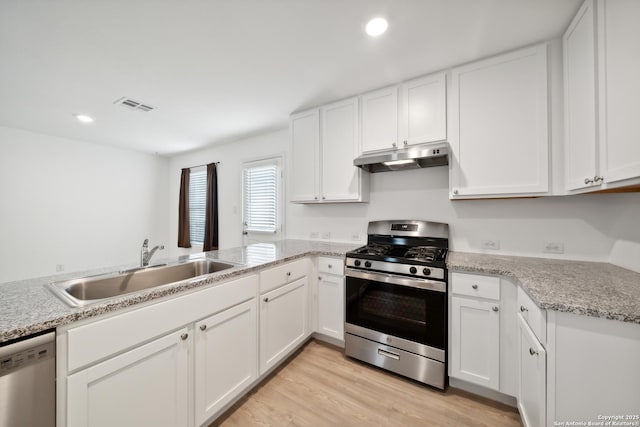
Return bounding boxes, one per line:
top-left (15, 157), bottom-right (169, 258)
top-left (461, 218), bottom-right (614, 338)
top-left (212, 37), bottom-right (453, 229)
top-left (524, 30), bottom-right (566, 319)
top-left (140, 238), bottom-right (165, 267)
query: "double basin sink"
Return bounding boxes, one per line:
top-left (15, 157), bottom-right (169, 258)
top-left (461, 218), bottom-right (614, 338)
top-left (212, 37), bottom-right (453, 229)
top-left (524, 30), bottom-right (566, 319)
top-left (48, 259), bottom-right (237, 307)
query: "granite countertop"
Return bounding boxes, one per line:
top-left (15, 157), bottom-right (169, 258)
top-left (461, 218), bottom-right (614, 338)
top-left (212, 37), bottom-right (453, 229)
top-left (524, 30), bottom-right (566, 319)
top-left (2, 242), bottom-right (639, 344)
top-left (448, 251), bottom-right (640, 324)
top-left (0, 240), bottom-right (359, 344)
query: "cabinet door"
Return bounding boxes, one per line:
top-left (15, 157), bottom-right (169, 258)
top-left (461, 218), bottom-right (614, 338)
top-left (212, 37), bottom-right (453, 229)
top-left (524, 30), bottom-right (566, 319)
top-left (564, 0), bottom-right (600, 191)
top-left (361, 86), bottom-right (399, 153)
top-left (598, 0), bottom-right (640, 184)
top-left (66, 329), bottom-right (189, 427)
top-left (518, 314), bottom-right (546, 427)
top-left (195, 299), bottom-right (258, 425)
top-left (450, 297), bottom-right (500, 390)
top-left (400, 73), bottom-right (447, 146)
top-left (259, 277), bottom-right (308, 374)
top-left (450, 44), bottom-right (549, 197)
top-left (317, 274), bottom-right (344, 341)
top-left (290, 109), bottom-right (320, 202)
top-left (321, 97), bottom-right (362, 201)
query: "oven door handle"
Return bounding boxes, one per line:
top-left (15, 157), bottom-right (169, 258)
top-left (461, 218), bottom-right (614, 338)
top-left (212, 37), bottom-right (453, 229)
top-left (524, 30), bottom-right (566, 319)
top-left (345, 268), bottom-right (446, 293)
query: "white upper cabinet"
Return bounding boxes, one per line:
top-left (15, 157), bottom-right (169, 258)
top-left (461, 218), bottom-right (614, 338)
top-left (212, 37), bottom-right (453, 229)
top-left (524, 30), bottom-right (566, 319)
top-left (361, 74), bottom-right (447, 153)
top-left (321, 98), bottom-right (364, 201)
top-left (564, 0), bottom-right (599, 191)
top-left (361, 86), bottom-right (399, 153)
top-left (290, 99), bottom-right (368, 203)
top-left (289, 109), bottom-right (320, 202)
top-left (597, 0), bottom-right (640, 186)
top-left (450, 44), bottom-right (549, 198)
top-left (563, 0), bottom-right (640, 192)
top-left (400, 73), bottom-right (447, 146)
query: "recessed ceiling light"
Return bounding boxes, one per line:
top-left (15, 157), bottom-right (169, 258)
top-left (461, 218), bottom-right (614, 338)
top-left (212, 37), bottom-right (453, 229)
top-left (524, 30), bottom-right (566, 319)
top-left (74, 114), bottom-right (94, 123)
top-left (366, 17), bottom-right (388, 37)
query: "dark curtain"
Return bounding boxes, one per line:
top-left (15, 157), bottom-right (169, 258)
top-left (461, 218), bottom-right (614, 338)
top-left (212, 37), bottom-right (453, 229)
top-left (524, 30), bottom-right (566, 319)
top-left (177, 168), bottom-right (191, 248)
top-left (203, 162), bottom-right (219, 251)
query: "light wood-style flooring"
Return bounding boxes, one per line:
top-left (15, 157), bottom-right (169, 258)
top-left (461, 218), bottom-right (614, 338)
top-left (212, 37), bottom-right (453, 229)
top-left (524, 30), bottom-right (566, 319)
top-left (211, 340), bottom-right (522, 427)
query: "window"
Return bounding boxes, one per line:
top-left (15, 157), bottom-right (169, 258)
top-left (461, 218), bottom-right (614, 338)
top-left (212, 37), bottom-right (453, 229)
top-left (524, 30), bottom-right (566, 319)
top-left (189, 168), bottom-right (207, 245)
top-left (242, 158), bottom-right (281, 234)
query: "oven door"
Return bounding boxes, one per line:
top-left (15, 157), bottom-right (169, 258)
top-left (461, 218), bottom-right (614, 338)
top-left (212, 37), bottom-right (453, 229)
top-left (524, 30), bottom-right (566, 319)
top-left (345, 268), bottom-right (446, 352)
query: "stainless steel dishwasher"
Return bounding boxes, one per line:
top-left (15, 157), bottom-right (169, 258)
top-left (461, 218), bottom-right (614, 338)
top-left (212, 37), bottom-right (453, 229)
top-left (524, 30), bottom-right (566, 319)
top-left (0, 330), bottom-right (55, 427)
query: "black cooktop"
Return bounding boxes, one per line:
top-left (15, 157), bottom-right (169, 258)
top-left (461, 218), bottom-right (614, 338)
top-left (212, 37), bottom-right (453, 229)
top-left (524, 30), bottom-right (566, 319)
top-left (347, 237), bottom-right (448, 268)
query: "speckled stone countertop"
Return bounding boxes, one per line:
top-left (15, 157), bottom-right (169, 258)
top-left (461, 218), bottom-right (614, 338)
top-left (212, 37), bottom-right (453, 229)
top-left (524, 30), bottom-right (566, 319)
top-left (448, 251), bottom-right (640, 324)
top-left (0, 240), bottom-right (359, 344)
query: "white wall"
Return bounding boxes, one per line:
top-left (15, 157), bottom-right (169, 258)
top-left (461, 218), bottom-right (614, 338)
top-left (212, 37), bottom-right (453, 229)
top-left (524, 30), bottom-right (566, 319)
top-left (167, 130), bottom-right (288, 258)
top-left (167, 128), bottom-right (640, 272)
top-left (0, 126), bottom-right (170, 283)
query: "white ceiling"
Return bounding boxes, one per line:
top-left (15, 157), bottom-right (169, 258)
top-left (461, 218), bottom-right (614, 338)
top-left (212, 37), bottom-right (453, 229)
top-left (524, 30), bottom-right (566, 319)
top-left (0, 0), bottom-right (581, 156)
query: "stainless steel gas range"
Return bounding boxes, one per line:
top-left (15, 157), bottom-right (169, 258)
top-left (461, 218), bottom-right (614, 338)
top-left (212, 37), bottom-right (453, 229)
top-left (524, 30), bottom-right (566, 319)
top-left (344, 220), bottom-right (449, 389)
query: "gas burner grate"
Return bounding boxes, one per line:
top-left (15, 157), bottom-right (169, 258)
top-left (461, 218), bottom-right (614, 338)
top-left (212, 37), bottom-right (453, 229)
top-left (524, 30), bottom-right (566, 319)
top-left (355, 243), bottom-right (391, 256)
top-left (404, 246), bottom-right (443, 262)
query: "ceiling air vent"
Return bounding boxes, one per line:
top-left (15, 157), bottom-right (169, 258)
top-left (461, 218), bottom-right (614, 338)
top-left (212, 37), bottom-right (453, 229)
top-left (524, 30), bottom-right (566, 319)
top-left (114, 97), bottom-right (155, 112)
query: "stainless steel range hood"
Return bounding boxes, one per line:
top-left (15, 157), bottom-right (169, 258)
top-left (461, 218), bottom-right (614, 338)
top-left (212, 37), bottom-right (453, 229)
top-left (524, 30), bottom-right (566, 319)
top-left (353, 142), bottom-right (449, 172)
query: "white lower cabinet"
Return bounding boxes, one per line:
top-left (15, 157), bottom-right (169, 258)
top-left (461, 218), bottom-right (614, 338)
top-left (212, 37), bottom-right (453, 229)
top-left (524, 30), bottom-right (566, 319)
top-left (518, 313), bottom-right (546, 427)
top-left (450, 297), bottom-right (500, 390)
top-left (259, 277), bottom-right (308, 374)
top-left (315, 256), bottom-right (344, 342)
top-left (194, 299), bottom-right (258, 425)
top-left (66, 328), bottom-right (189, 427)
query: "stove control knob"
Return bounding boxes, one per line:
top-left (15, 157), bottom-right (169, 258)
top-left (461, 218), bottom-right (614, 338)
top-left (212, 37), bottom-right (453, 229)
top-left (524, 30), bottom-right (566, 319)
top-left (409, 267), bottom-right (417, 274)
top-left (364, 261), bottom-right (372, 268)
top-left (354, 260), bottom-right (361, 267)
top-left (423, 268), bottom-right (431, 276)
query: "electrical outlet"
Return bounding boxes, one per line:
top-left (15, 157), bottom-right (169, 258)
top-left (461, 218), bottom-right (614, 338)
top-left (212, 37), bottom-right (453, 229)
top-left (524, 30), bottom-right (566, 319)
top-left (321, 232), bottom-right (331, 240)
top-left (310, 232), bottom-right (319, 239)
top-left (351, 233), bottom-right (362, 242)
top-left (56, 264), bottom-right (64, 272)
top-left (481, 239), bottom-right (500, 250)
top-left (543, 241), bottom-right (564, 254)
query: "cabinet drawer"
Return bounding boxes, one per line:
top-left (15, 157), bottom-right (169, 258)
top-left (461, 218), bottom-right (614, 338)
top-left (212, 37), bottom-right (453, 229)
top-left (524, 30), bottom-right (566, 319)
top-left (517, 286), bottom-right (546, 345)
top-left (66, 274), bottom-right (257, 372)
top-left (451, 272), bottom-right (500, 300)
top-left (259, 258), bottom-right (309, 294)
top-left (318, 257), bottom-right (344, 275)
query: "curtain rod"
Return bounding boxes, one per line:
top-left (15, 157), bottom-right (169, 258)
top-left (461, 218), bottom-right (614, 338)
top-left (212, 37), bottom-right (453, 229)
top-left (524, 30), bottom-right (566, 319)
top-left (188, 161), bottom-right (220, 169)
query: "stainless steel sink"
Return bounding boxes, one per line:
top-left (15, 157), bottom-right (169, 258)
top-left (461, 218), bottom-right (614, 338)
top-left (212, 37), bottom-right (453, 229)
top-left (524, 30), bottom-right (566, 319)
top-left (48, 259), bottom-right (236, 307)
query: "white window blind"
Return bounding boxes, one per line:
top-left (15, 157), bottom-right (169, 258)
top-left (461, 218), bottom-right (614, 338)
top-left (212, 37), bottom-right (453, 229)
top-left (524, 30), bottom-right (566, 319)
top-left (189, 169), bottom-right (207, 245)
top-left (243, 160), bottom-right (279, 233)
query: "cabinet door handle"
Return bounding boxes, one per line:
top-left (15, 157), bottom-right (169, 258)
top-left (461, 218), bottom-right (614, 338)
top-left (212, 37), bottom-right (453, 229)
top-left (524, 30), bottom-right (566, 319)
top-left (492, 306), bottom-right (499, 312)
top-left (403, 140), bottom-right (408, 146)
top-left (584, 177), bottom-right (594, 184)
top-left (318, 276), bottom-right (322, 281)
top-left (392, 142), bottom-right (397, 148)
top-left (594, 175), bottom-right (604, 183)
top-left (529, 348), bottom-right (539, 356)
top-left (452, 189), bottom-right (459, 195)
top-left (181, 333), bottom-right (189, 341)
top-left (199, 325), bottom-right (207, 331)
top-left (472, 284), bottom-right (478, 290)
top-left (263, 297), bottom-right (269, 302)
top-left (314, 196), bottom-right (318, 200)
top-left (286, 272), bottom-right (291, 277)
top-left (520, 305), bottom-right (528, 312)
top-left (328, 264), bottom-right (332, 268)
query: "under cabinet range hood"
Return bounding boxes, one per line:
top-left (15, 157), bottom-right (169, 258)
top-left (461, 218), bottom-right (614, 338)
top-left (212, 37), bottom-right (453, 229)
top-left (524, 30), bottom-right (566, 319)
top-left (353, 142), bottom-right (449, 172)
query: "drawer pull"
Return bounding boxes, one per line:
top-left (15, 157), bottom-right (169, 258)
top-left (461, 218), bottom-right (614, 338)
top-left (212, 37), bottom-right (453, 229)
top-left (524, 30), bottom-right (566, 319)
top-left (529, 348), bottom-right (539, 356)
top-left (286, 272), bottom-right (291, 277)
top-left (181, 333), bottom-right (189, 341)
top-left (520, 305), bottom-right (528, 312)
top-left (472, 284), bottom-right (478, 290)
top-left (263, 297), bottom-right (269, 303)
top-left (377, 348), bottom-right (400, 360)
top-left (492, 306), bottom-right (499, 312)
top-left (199, 325), bottom-right (207, 331)
top-left (328, 264), bottom-right (332, 268)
